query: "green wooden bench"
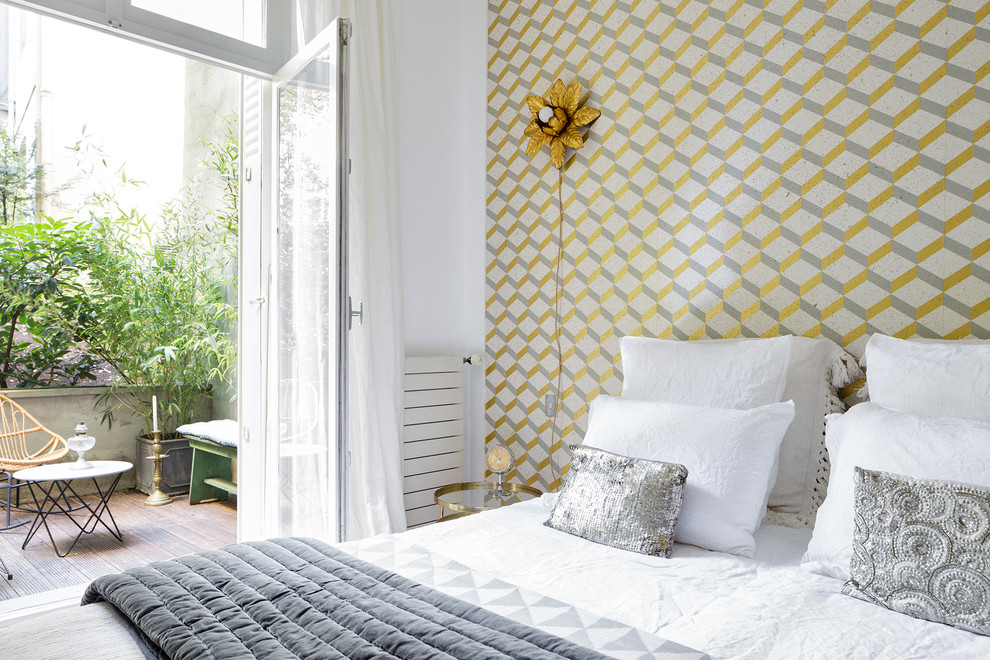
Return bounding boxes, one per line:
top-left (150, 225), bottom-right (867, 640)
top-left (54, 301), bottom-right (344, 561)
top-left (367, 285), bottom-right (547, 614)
top-left (186, 436), bottom-right (238, 505)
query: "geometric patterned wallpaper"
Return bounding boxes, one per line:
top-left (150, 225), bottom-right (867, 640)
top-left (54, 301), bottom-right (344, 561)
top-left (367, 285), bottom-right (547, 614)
top-left (485, 0), bottom-right (990, 491)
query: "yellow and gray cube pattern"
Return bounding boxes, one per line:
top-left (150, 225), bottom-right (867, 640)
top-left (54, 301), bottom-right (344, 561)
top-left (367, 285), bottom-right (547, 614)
top-left (486, 0), bottom-right (990, 490)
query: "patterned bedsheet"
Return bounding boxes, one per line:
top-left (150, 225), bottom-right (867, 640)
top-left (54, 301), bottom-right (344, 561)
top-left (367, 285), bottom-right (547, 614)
top-left (345, 535), bottom-right (707, 660)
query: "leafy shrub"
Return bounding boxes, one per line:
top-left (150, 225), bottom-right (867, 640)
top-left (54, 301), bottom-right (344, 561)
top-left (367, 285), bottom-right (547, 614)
top-left (0, 127), bottom-right (99, 387)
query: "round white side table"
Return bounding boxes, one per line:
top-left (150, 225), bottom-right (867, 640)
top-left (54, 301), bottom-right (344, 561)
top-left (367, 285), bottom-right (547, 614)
top-left (13, 460), bottom-right (133, 557)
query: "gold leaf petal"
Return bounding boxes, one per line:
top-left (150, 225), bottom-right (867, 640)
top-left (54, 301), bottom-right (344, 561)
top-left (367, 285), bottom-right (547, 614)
top-left (526, 133), bottom-right (552, 156)
top-left (570, 106), bottom-right (601, 127)
top-left (561, 124), bottom-right (584, 149)
top-left (548, 79), bottom-right (566, 107)
top-left (524, 118), bottom-right (541, 137)
top-left (526, 95), bottom-right (547, 116)
top-left (550, 138), bottom-right (565, 168)
top-left (564, 81), bottom-right (582, 116)
top-left (525, 136), bottom-right (541, 157)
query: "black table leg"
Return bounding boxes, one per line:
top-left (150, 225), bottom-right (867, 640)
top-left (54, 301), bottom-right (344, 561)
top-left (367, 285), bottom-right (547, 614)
top-left (21, 474), bottom-right (125, 558)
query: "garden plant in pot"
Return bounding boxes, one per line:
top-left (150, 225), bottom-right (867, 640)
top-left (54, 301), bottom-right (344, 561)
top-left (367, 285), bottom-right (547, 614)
top-left (79, 124), bottom-right (238, 495)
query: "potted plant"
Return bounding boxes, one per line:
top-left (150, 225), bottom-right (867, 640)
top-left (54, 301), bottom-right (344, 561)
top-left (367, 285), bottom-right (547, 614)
top-left (78, 122), bottom-right (238, 493)
top-left (83, 209), bottom-right (236, 430)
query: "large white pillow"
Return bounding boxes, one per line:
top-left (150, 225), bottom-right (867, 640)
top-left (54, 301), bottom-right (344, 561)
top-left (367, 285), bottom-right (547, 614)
top-left (619, 335), bottom-right (793, 410)
top-left (581, 395), bottom-right (795, 557)
top-left (619, 335), bottom-right (857, 517)
top-left (803, 402), bottom-right (990, 580)
top-left (759, 336), bottom-right (857, 515)
top-left (864, 333), bottom-right (990, 422)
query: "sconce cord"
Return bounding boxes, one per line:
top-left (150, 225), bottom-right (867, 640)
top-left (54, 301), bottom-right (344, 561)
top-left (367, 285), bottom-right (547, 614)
top-left (550, 165), bottom-right (564, 486)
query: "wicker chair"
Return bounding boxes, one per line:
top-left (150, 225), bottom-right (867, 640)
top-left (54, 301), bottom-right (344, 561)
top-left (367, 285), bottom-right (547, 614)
top-left (0, 393), bottom-right (69, 536)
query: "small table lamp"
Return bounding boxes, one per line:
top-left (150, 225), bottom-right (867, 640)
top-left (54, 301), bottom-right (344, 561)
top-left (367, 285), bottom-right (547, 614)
top-left (67, 421), bottom-right (96, 470)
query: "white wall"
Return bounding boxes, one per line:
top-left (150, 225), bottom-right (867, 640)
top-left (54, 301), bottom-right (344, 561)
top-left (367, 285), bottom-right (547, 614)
top-left (398, 1), bottom-right (487, 479)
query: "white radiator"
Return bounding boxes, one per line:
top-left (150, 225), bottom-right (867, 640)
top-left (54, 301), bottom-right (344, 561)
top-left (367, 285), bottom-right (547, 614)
top-left (402, 356), bottom-right (465, 528)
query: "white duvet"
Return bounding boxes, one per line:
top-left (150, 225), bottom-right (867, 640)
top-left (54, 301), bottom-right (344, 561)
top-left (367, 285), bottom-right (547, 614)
top-left (370, 496), bottom-right (990, 659)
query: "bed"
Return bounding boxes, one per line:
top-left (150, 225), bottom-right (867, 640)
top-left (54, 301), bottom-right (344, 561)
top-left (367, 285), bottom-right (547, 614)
top-left (349, 496), bottom-right (990, 659)
top-left (7, 333), bottom-right (990, 659)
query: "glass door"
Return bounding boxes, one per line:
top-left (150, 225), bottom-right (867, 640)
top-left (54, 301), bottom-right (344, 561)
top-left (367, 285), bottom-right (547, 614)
top-left (270, 18), bottom-right (349, 541)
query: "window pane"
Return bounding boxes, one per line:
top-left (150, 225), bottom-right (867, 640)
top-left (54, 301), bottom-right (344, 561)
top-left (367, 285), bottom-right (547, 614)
top-left (132, 0), bottom-right (266, 46)
top-left (276, 49), bottom-right (339, 539)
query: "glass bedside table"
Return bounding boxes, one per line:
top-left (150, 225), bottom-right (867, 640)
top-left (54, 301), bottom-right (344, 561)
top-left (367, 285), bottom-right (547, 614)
top-left (434, 481), bottom-right (542, 521)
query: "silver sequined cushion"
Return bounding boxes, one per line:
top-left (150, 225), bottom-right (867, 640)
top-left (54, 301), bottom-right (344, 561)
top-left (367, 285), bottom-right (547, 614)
top-left (544, 445), bottom-right (688, 557)
top-left (843, 466), bottom-right (990, 636)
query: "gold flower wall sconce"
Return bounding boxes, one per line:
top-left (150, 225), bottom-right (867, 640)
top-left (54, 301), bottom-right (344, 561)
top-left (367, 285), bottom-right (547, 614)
top-left (519, 78), bottom-right (601, 489)
top-left (524, 79), bottom-right (601, 168)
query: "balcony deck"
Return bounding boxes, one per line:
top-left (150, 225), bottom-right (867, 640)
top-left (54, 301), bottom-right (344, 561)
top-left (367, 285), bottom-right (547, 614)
top-left (0, 489), bottom-right (236, 602)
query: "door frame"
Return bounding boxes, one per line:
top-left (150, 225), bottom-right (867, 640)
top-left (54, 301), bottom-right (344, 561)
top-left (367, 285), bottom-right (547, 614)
top-left (236, 73), bottom-right (273, 541)
top-left (3, 0), bottom-right (290, 75)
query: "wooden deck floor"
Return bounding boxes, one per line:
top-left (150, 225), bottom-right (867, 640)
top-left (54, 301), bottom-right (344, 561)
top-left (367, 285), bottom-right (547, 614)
top-left (0, 489), bottom-right (236, 601)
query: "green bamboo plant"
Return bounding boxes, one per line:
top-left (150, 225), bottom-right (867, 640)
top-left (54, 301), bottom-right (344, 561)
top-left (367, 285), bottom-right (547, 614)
top-left (80, 117), bottom-right (238, 435)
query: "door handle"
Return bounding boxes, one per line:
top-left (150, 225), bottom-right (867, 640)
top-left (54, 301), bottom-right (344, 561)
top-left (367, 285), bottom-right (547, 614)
top-left (348, 297), bottom-right (363, 329)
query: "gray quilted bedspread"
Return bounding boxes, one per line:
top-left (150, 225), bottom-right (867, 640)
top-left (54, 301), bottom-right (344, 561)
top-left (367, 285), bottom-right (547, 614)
top-left (81, 537), bottom-right (610, 660)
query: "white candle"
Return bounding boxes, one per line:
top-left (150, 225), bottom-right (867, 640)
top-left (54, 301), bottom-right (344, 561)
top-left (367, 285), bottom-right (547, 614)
top-left (152, 395), bottom-right (159, 432)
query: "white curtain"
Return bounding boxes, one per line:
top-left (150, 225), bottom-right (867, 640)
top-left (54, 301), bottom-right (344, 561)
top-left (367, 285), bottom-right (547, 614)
top-left (298, 1), bottom-right (408, 539)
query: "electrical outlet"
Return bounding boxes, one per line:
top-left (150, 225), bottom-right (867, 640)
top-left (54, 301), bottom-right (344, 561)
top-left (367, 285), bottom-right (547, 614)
top-left (544, 393), bottom-right (557, 416)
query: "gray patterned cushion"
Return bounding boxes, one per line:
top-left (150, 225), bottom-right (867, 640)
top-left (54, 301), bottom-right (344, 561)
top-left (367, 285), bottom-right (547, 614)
top-left (545, 445), bottom-right (688, 557)
top-left (843, 466), bottom-right (990, 636)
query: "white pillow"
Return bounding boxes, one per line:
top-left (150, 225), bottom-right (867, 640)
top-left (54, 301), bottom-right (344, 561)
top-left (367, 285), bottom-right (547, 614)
top-left (619, 335), bottom-right (857, 516)
top-left (690, 337), bottom-right (857, 515)
top-left (619, 335), bottom-right (793, 410)
top-left (581, 395), bottom-right (795, 557)
top-left (864, 334), bottom-right (990, 422)
top-left (803, 402), bottom-right (990, 580)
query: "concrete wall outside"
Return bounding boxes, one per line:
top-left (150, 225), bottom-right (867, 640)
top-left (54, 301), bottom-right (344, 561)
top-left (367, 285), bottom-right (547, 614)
top-left (4, 387), bottom-right (211, 497)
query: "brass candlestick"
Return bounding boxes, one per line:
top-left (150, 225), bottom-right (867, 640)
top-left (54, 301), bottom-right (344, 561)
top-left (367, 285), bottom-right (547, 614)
top-left (144, 430), bottom-right (172, 506)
